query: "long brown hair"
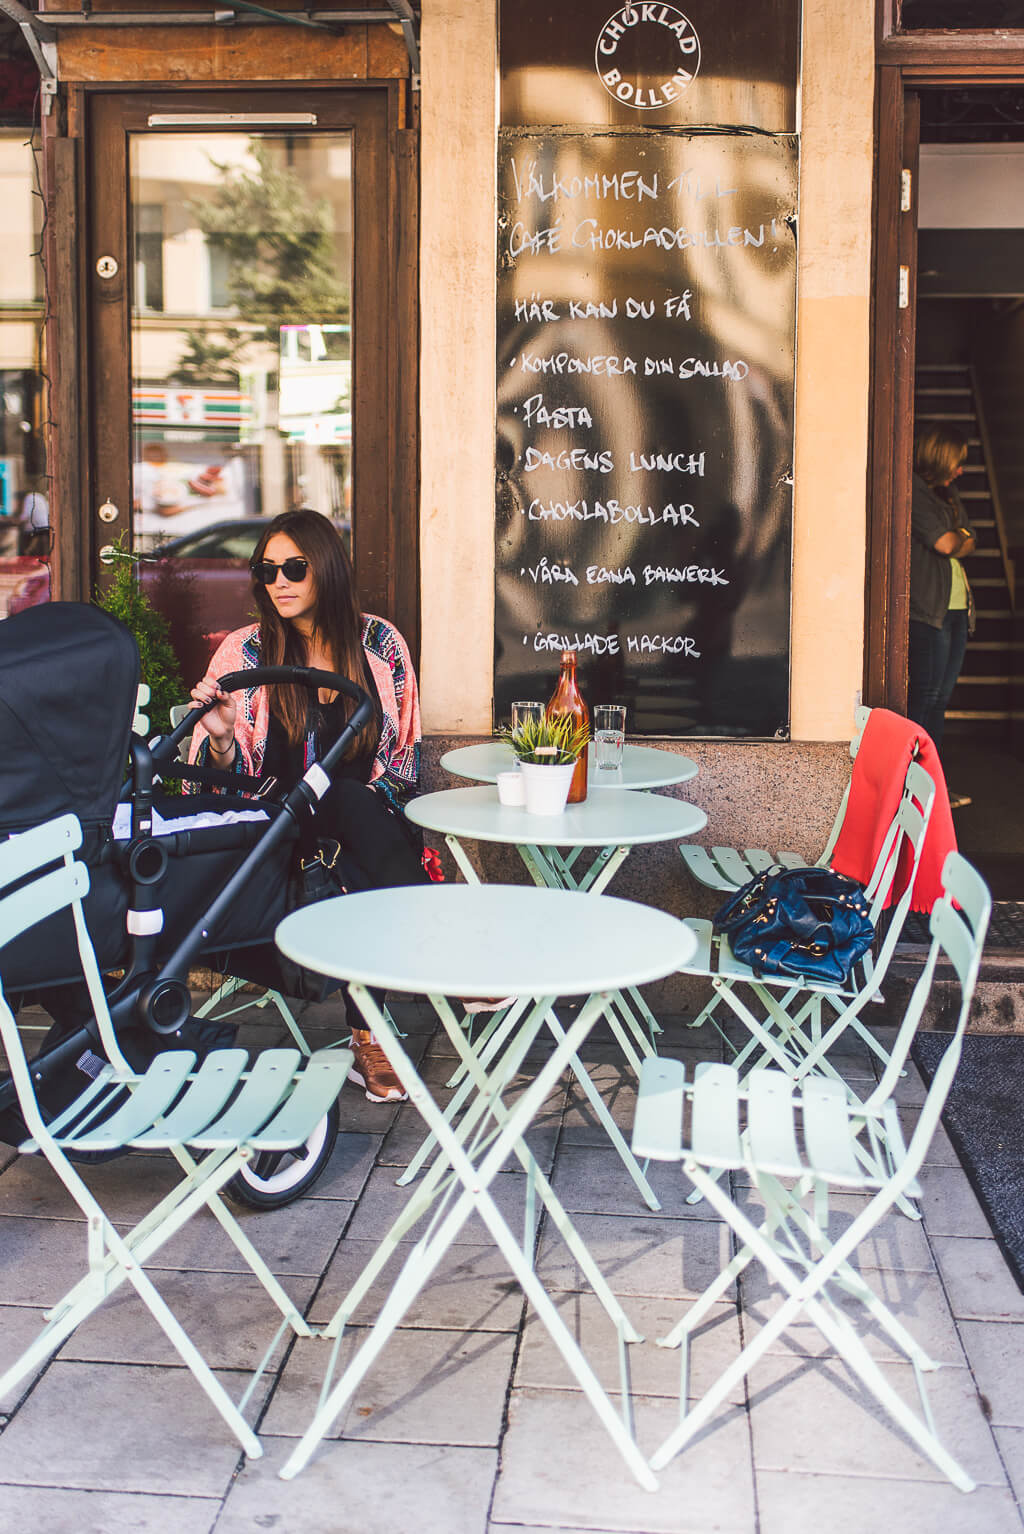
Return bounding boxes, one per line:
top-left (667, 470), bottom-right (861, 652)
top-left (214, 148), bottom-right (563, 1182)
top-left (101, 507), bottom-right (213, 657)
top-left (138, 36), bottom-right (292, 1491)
top-left (250, 509), bottom-right (376, 753)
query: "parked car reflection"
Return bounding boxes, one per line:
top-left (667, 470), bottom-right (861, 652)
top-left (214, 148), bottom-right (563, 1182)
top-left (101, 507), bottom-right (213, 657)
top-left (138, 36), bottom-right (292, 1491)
top-left (138, 518), bottom-right (268, 686)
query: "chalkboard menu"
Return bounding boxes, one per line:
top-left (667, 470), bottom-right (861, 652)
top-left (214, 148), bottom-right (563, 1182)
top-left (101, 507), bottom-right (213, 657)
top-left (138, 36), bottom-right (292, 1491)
top-left (495, 130), bottom-right (798, 737)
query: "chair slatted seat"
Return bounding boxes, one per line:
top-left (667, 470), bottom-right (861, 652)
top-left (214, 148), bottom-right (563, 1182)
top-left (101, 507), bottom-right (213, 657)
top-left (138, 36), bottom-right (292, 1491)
top-left (679, 706), bottom-right (869, 896)
top-left (130, 1049), bottom-right (251, 1146)
top-left (681, 843), bottom-right (805, 894)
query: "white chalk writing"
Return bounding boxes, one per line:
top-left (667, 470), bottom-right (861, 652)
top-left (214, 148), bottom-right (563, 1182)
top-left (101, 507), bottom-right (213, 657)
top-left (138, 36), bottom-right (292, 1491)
top-left (627, 634), bottom-right (701, 655)
top-left (518, 352), bottom-right (637, 376)
top-left (514, 294), bottom-right (561, 322)
top-left (509, 221), bottom-right (563, 258)
top-left (642, 356), bottom-right (749, 380)
top-left (642, 565), bottom-right (729, 586)
top-left (509, 159), bottom-right (659, 205)
top-left (524, 447), bottom-right (614, 473)
top-left (526, 499), bottom-right (699, 526)
top-left (523, 557), bottom-right (579, 586)
top-left (532, 631), bottom-right (622, 655)
top-left (629, 451), bottom-right (705, 474)
top-left (572, 219), bottom-right (778, 253)
top-left (521, 393), bottom-right (594, 430)
top-left (568, 299), bottom-right (618, 319)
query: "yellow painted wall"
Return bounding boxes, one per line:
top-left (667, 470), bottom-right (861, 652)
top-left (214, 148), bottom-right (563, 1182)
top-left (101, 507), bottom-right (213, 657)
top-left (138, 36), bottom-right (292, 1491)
top-left (419, 0), bottom-right (876, 743)
top-left (419, 0), bottom-right (498, 733)
top-left (790, 0), bottom-right (875, 741)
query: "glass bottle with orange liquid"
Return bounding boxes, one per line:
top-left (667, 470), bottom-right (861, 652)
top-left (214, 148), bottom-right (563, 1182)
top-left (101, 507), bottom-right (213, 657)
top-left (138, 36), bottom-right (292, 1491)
top-left (545, 649), bottom-right (589, 803)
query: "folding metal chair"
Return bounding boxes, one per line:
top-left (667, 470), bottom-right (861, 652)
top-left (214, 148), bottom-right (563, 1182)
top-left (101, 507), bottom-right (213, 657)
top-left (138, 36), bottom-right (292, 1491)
top-left (133, 682), bottom-right (151, 736)
top-left (0, 813), bottom-right (352, 1459)
top-left (679, 706), bottom-right (870, 895)
top-left (632, 850), bottom-right (991, 1491)
top-left (682, 757), bottom-right (935, 1087)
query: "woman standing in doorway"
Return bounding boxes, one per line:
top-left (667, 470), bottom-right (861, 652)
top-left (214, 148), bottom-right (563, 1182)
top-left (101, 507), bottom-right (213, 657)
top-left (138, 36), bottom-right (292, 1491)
top-left (908, 423), bottom-right (976, 808)
top-left (189, 508), bottom-right (428, 1103)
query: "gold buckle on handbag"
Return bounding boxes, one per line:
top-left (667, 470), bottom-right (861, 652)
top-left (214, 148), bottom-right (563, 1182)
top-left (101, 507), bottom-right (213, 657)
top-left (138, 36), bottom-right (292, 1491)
top-left (301, 840), bottom-right (341, 873)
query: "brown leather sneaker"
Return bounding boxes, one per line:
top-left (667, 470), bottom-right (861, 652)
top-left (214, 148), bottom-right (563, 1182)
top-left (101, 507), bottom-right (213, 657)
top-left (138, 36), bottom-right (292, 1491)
top-left (348, 1030), bottom-right (407, 1103)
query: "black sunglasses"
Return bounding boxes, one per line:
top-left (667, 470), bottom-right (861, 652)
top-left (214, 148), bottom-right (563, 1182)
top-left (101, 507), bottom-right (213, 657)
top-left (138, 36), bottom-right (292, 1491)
top-left (251, 557), bottom-right (310, 585)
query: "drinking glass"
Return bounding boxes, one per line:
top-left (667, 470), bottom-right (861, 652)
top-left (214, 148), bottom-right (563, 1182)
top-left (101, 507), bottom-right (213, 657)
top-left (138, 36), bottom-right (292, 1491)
top-left (510, 700), bottom-right (544, 734)
top-left (593, 705), bottom-right (626, 770)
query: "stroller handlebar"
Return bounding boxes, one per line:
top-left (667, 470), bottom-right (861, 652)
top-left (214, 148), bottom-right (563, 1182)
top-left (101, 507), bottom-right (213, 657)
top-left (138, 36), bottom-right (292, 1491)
top-left (156, 666), bottom-right (373, 761)
top-left (216, 666), bottom-right (369, 702)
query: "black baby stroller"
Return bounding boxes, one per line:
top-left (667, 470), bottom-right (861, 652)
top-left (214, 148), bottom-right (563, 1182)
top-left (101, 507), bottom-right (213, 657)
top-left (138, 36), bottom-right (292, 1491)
top-left (0, 600), bottom-right (374, 1207)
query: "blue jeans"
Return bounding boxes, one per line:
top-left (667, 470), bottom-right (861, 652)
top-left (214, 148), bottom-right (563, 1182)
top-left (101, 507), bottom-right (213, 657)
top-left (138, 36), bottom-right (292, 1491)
top-left (907, 611), bottom-right (969, 753)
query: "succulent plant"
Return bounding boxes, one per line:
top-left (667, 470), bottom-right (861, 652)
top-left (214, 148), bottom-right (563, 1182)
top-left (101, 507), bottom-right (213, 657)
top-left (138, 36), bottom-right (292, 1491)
top-left (501, 712), bottom-right (590, 765)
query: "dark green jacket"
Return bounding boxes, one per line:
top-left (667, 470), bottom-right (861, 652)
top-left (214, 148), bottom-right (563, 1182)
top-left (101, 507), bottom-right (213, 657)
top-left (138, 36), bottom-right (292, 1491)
top-left (910, 474), bottom-right (973, 629)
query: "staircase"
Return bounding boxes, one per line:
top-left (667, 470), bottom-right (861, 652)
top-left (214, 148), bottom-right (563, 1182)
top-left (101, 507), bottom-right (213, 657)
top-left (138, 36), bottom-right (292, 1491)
top-left (914, 362), bottom-right (1020, 742)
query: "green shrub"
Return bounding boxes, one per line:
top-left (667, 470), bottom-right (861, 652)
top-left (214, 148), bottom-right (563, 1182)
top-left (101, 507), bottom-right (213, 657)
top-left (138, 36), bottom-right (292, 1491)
top-left (94, 534), bottom-right (183, 737)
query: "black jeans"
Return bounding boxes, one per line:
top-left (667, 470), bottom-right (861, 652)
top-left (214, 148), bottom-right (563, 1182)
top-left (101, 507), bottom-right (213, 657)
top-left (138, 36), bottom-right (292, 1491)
top-left (318, 779), bottom-right (429, 893)
top-left (317, 780), bottom-right (430, 1033)
top-left (907, 610), bottom-right (969, 754)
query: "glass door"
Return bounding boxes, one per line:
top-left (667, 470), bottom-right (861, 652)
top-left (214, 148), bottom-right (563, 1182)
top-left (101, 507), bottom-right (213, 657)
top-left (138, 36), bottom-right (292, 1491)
top-left (129, 128), bottom-right (352, 684)
top-left (88, 91), bottom-right (396, 696)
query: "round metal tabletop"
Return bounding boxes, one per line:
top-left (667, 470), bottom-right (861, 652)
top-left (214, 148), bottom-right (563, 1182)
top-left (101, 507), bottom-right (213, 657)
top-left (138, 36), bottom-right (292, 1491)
top-left (440, 741), bottom-right (698, 791)
top-left (405, 784), bottom-right (706, 847)
top-left (276, 884), bottom-right (697, 998)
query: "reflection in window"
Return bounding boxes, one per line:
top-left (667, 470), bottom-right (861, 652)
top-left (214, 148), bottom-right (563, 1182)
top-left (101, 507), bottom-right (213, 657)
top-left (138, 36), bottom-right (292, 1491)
top-left (207, 236), bottom-right (232, 311)
top-left (0, 128), bottom-right (49, 620)
top-left (134, 203), bottom-right (165, 312)
top-left (130, 131), bottom-right (352, 682)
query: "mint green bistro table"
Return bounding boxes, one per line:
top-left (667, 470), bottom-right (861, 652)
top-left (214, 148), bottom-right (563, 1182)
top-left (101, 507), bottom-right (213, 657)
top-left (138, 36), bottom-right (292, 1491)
top-left (275, 884), bottom-right (697, 1489)
top-left (408, 779), bottom-right (703, 1044)
top-left (407, 784), bottom-right (705, 902)
top-left (441, 740), bottom-right (698, 791)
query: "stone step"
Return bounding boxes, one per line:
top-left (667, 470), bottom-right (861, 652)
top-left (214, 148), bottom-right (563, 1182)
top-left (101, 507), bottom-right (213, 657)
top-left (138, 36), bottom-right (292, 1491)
top-left (879, 969), bottom-right (1024, 1033)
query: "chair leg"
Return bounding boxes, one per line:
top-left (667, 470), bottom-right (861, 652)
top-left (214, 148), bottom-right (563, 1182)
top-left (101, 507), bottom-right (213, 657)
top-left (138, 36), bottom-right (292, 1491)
top-left (116, 1256), bottom-right (264, 1459)
top-left (803, 1292), bottom-right (975, 1492)
top-left (196, 980), bottom-right (314, 1057)
top-left (653, 1161), bottom-right (975, 1491)
top-left (0, 1175), bottom-right (267, 1459)
top-left (169, 1144), bottom-right (314, 1335)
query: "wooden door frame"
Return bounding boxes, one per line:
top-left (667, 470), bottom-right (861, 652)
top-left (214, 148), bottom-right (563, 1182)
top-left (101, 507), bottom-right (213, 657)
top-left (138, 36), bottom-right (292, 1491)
top-left (866, 40), bottom-right (1024, 708)
top-left (63, 81), bottom-right (419, 652)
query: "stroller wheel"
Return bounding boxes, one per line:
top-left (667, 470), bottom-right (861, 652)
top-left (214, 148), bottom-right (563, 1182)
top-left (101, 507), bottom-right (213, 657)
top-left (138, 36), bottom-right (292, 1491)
top-left (225, 1097), bottom-right (339, 1210)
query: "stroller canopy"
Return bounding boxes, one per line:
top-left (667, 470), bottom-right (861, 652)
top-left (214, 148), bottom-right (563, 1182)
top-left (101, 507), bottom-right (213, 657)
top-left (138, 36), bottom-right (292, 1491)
top-left (0, 603), bottom-right (140, 835)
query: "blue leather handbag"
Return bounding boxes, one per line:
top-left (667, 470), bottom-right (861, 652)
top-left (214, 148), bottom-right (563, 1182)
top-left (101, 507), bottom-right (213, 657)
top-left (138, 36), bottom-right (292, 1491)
top-left (713, 866), bottom-right (874, 986)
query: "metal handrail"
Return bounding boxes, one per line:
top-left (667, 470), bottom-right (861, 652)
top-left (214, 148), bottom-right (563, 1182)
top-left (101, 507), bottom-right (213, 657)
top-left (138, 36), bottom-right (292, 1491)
top-left (968, 364), bottom-right (1017, 615)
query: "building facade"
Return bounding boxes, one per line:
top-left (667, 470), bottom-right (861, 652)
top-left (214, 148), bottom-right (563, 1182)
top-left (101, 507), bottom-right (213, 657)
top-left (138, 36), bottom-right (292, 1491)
top-left (2, 0), bottom-right (1022, 913)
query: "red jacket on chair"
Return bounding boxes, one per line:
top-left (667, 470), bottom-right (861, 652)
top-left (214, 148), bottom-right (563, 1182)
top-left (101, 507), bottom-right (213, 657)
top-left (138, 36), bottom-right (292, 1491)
top-left (829, 709), bottom-right (956, 914)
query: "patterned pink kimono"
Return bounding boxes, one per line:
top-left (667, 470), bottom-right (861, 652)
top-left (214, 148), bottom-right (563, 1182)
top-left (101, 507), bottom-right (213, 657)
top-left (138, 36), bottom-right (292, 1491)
top-left (188, 615), bottom-right (421, 808)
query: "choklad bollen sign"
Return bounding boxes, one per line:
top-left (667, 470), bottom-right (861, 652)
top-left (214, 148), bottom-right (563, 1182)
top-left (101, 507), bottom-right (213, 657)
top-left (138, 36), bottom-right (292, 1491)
top-left (595, 4), bottom-right (701, 111)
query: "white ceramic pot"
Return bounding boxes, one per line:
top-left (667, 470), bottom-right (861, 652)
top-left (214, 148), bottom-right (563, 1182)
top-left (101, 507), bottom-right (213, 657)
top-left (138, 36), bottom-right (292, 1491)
top-left (496, 769), bottom-right (525, 806)
top-left (519, 760), bottom-right (575, 816)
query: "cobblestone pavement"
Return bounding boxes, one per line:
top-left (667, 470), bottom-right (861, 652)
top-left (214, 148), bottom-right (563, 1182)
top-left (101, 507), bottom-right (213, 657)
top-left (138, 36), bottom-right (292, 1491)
top-left (1, 995), bottom-right (1023, 1534)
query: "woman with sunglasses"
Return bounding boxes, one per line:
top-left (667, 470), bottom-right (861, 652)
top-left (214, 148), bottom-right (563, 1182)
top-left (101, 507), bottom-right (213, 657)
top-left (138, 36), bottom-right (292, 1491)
top-left (189, 508), bottom-right (427, 1104)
